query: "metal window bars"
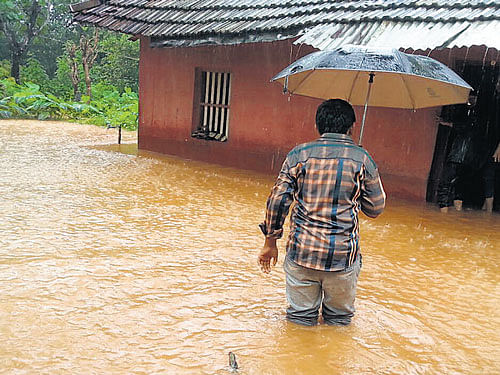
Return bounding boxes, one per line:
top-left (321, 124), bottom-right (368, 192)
top-left (192, 71), bottom-right (231, 142)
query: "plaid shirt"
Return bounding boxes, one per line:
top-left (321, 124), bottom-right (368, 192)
top-left (260, 133), bottom-right (386, 271)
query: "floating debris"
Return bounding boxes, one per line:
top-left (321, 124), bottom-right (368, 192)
top-left (228, 351), bottom-right (238, 371)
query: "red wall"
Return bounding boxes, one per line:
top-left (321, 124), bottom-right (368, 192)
top-left (138, 38), bottom-right (451, 200)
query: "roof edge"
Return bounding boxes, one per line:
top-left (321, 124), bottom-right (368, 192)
top-left (69, 0), bottom-right (102, 13)
top-left (150, 30), bottom-right (300, 48)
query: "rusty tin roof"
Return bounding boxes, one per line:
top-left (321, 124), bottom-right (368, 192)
top-left (70, 0), bottom-right (500, 49)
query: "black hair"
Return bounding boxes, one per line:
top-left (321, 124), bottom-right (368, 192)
top-left (315, 99), bottom-right (356, 135)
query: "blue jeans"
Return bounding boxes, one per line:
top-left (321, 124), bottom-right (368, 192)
top-left (283, 255), bottom-right (361, 326)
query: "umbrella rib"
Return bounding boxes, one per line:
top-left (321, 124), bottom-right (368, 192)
top-left (347, 71), bottom-right (361, 103)
top-left (289, 69), bottom-right (316, 95)
top-left (399, 74), bottom-right (416, 109)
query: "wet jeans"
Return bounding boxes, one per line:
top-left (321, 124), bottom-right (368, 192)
top-left (283, 255), bottom-right (361, 326)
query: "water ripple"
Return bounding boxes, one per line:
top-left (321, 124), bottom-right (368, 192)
top-left (0, 120), bottom-right (499, 374)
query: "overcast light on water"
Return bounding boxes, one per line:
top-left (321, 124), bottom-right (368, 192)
top-left (0, 120), bottom-right (499, 374)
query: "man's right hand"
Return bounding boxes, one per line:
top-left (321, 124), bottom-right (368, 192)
top-left (258, 238), bottom-right (278, 273)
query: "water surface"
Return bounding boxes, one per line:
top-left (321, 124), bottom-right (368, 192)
top-left (0, 120), bottom-right (498, 374)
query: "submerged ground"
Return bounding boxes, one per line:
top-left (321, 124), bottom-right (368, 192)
top-left (0, 120), bottom-right (499, 374)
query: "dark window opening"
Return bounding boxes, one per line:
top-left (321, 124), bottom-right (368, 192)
top-left (191, 70), bottom-right (231, 142)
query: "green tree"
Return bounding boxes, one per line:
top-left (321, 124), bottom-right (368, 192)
top-left (28, 0), bottom-right (79, 77)
top-left (0, 60), bottom-right (10, 79)
top-left (0, 0), bottom-right (52, 83)
top-left (92, 32), bottom-right (139, 92)
top-left (66, 41), bottom-right (82, 101)
top-left (47, 54), bottom-right (75, 99)
top-left (79, 29), bottom-right (99, 101)
top-left (20, 57), bottom-right (49, 88)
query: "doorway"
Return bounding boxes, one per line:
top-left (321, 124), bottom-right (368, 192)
top-left (426, 61), bottom-right (499, 210)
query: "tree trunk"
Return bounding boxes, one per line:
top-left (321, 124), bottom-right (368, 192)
top-left (1, 0), bottom-right (47, 84)
top-left (73, 89), bottom-right (82, 102)
top-left (80, 29), bottom-right (99, 104)
top-left (84, 64), bottom-right (92, 101)
top-left (10, 52), bottom-right (21, 83)
top-left (66, 43), bottom-right (81, 101)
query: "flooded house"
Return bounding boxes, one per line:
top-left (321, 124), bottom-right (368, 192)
top-left (71, 0), bottom-right (500, 204)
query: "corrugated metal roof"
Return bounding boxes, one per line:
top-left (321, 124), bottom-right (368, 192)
top-left (296, 20), bottom-right (500, 50)
top-left (71, 0), bottom-right (500, 49)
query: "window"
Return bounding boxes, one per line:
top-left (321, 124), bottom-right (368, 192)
top-left (192, 70), bottom-right (231, 142)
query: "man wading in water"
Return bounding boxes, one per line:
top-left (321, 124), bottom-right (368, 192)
top-left (258, 99), bottom-right (386, 326)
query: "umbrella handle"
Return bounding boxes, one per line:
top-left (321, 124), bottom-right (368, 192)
top-left (358, 73), bottom-right (375, 146)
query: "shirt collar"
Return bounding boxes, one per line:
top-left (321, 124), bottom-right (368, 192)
top-left (319, 133), bottom-right (355, 144)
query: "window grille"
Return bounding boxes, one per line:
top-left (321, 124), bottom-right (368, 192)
top-left (192, 71), bottom-right (231, 142)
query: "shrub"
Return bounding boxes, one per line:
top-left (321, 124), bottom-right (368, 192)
top-left (20, 58), bottom-right (49, 89)
top-left (0, 60), bottom-right (10, 79)
top-left (46, 56), bottom-right (75, 99)
top-left (0, 77), bottom-right (138, 130)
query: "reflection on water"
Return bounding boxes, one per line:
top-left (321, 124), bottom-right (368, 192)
top-left (0, 120), bottom-right (499, 374)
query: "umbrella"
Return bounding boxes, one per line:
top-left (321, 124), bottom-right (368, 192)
top-left (271, 45), bottom-right (472, 145)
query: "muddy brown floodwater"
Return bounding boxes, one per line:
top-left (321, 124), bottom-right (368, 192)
top-left (0, 120), bottom-right (499, 374)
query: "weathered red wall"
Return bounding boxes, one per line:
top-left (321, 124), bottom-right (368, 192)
top-left (350, 106), bottom-right (438, 200)
top-left (138, 38), bottom-right (321, 172)
top-left (137, 38), bottom-right (483, 201)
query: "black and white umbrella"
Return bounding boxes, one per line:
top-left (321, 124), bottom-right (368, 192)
top-left (272, 45), bottom-right (472, 144)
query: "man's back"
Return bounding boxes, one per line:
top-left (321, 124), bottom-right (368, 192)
top-left (262, 133), bottom-right (385, 272)
top-left (258, 99), bottom-right (385, 326)
top-left (286, 133), bottom-right (384, 270)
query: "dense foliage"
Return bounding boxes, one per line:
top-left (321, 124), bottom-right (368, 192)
top-left (0, 78), bottom-right (138, 130)
top-left (0, 0), bottom-right (139, 130)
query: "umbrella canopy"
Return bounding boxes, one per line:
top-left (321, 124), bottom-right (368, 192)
top-left (271, 45), bottom-right (472, 110)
